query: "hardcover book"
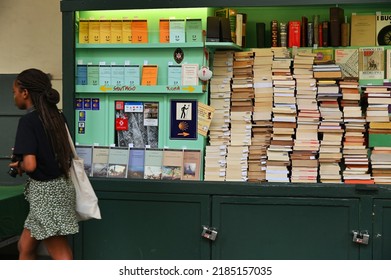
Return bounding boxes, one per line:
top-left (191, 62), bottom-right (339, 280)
top-left (358, 47), bottom-right (385, 80)
top-left (215, 8), bottom-right (237, 43)
top-left (329, 7), bottom-right (344, 47)
top-left (127, 148), bottom-right (145, 178)
top-left (350, 14), bottom-right (376, 46)
top-left (92, 146), bottom-right (110, 177)
top-left (182, 149), bottom-right (201, 180)
top-left (288, 20), bottom-right (301, 48)
top-left (162, 149), bottom-right (184, 180)
top-left (107, 146), bottom-right (129, 178)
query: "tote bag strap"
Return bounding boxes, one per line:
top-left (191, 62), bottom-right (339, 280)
top-left (65, 124), bottom-right (78, 159)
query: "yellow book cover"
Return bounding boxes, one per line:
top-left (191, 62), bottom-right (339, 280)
top-left (350, 14), bottom-right (376, 46)
top-left (99, 19), bottom-right (111, 43)
top-left (141, 65), bottom-right (158, 86)
top-left (110, 19), bottom-right (123, 43)
top-left (78, 19), bottom-right (89, 44)
top-left (159, 19), bottom-right (170, 43)
top-left (88, 19), bottom-right (100, 43)
top-left (122, 18), bottom-right (132, 43)
top-left (132, 19), bottom-right (148, 43)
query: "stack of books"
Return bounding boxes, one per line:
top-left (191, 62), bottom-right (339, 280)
top-left (364, 85), bottom-right (391, 123)
top-left (291, 52), bottom-right (319, 183)
top-left (248, 48), bottom-right (274, 182)
top-left (313, 63), bottom-right (342, 79)
top-left (226, 146), bottom-right (249, 181)
top-left (205, 50), bottom-right (234, 181)
top-left (370, 145), bottom-right (391, 184)
top-left (266, 47), bottom-right (294, 182)
top-left (316, 79), bottom-right (344, 183)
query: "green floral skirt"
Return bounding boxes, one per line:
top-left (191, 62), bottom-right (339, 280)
top-left (24, 177), bottom-right (79, 240)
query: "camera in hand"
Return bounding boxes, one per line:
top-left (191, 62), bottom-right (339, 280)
top-left (8, 155), bottom-right (22, 178)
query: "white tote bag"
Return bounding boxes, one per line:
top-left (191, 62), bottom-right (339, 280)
top-left (66, 125), bottom-right (101, 221)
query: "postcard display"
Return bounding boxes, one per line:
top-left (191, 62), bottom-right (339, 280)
top-left (74, 9), bottom-right (210, 179)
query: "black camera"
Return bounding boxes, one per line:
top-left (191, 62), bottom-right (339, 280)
top-left (8, 155), bottom-right (22, 178)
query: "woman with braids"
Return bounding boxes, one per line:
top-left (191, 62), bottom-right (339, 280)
top-left (9, 68), bottom-right (79, 260)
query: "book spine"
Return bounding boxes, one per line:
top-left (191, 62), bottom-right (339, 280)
top-left (271, 20), bottom-right (279, 47)
top-left (330, 7), bottom-right (344, 47)
top-left (313, 15), bottom-right (320, 46)
top-left (279, 22), bottom-right (288, 47)
top-left (322, 21), bottom-right (329, 47)
top-left (307, 22), bottom-right (314, 47)
top-left (288, 20), bottom-right (301, 48)
top-left (301, 16), bottom-right (308, 47)
top-left (256, 22), bottom-right (266, 48)
top-left (318, 22), bottom-right (323, 47)
top-left (341, 22), bottom-right (350, 47)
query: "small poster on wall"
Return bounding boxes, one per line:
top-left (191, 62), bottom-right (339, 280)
top-left (170, 99), bottom-right (197, 140)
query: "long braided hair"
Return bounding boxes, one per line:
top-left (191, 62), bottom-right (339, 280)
top-left (15, 68), bottom-right (71, 177)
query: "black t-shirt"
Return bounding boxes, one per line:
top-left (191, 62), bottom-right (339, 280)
top-left (13, 110), bottom-right (62, 181)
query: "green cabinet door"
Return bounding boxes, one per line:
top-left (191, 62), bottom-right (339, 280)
top-left (212, 196), bottom-right (360, 260)
top-left (73, 192), bottom-right (211, 260)
top-left (373, 199), bottom-right (391, 260)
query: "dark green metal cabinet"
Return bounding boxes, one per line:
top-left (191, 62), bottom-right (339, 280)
top-left (73, 192), bottom-right (211, 260)
top-left (212, 196), bottom-right (360, 259)
top-left (373, 199), bottom-right (391, 260)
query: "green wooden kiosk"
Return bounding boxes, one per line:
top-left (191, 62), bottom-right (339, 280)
top-left (60, 0), bottom-right (391, 259)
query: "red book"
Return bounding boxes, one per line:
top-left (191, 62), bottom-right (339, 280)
top-left (318, 23), bottom-right (323, 47)
top-left (288, 20), bottom-right (301, 47)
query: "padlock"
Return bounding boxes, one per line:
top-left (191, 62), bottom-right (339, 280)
top-left (352, 230), bottom-right (370, 245)
top-left (201, 225), bottom-right (218, 241)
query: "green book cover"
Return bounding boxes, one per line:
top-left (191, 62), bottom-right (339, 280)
top-left (87, 64), bottom-right (99, 86)
top-left (185, 18), bottom-right (202, 43)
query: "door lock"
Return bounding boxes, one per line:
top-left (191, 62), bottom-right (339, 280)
top-left (201, 225), bottom-right (218, 241)
top-left (352, 230), bottom-right (369, 245)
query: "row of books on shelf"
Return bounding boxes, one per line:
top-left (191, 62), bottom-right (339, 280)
top-left (256, 9), bottom-right (391, 48)
top-left (78, 18), bottom-right (203, 44)
top-left (76, 146), bottom-right (202, 181)
top-left (76, 63), bottom-right (200, 87)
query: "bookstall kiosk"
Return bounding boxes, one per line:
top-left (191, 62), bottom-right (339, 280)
top-left (61, 0), bottom-right (391, 259)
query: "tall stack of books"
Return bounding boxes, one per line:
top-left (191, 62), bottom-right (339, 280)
top-left (365, 85), bottom-right (391, 184)
top-left (266, 47), bottom-right (294, 182)
top-left (224, 51), bottom-right (254, 181)
top-left (205, 50), bottom-right (234, 181)
top-left (248, 48), bottom-right (274, 182)
top-left (316, 65), bottom-right (344, 183)
top-left (340, 79), bottom-right (370, 184)
top-left (370, 146), bottom-right (391, 184)
top-left (291, 52), bottom-right (319, 183)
